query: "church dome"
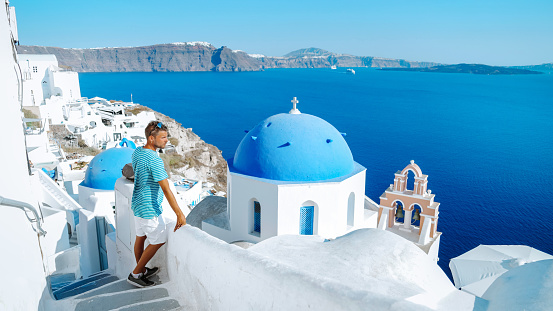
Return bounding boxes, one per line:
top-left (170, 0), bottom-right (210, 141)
top-left (233, 113), bottom-right (354, 181)
top-left (82, 147), bottom-right (134, 190)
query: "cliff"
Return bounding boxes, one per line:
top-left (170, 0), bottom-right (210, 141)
top-left (49, 104), bottom-right (228, 192)
top-left (17, 43), bottom-right (259, 72)
top-left (17, 43), bottom-right (439, 72)
top-left (147, 106), bottom-right (228, 192)
top-left (261, 47), bottom-right (440, 68)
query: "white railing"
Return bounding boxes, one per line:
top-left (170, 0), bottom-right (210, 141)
top-left (37, 169), bottom-right (82, 211)
top-left (0, 196), bottom-right (46, 236)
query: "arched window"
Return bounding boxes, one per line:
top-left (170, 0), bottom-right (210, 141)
top-left (394, 201), bottom-right (405, 223)
top-left (412, 204), bottom-right (422, 226)
top-left (406, 170), bottom-right (416, 191)
top-left (347, 192), bottom-right (355, 227)
top-left (253, 201), bottom-right (261, 234)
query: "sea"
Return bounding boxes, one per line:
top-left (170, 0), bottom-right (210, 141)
top-left (80, 68), bottom-right (553, 278)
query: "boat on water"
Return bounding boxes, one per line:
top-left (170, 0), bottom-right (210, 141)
top-left (346, 68), bottom-right (355, 74)
top-left (330, 65), bottom-right (337, 70)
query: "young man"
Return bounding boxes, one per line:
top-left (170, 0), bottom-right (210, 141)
top-left (127, 121), bottom-right (187, 287)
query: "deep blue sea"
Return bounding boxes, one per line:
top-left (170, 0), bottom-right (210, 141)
top-left (80, 68), bottom-right (553, 278)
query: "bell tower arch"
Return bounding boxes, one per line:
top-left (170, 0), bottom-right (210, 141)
top-left (377, 160), bottom-right (441, 261)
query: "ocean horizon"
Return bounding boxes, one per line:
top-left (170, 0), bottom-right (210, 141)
top-left (80, 68), bottom-right (553, 278)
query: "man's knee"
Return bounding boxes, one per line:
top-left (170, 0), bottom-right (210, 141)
top-left (136, 235), bottom-right (147, 242)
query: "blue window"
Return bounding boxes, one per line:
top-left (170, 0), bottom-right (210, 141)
top-left (253, 201), bottom-right (261, 233)
top-left (300, 206), bottom-right (314, 235)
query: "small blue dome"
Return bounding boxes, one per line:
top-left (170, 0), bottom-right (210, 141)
top-left (82, 147), bottom-right (134, 190)
top-left (119, 138), bottom-right (136, 149)
top-left (233, 113), bottom-right (354, 181)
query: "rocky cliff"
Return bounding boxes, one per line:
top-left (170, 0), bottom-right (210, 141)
top-left (17, 42), bottom-right (260, 72)
top-left (17, 43), bottom-right (439, 72)
top-left (146, 106), bottom-right (228, 192)
top-left (49, 104), bottom-right (228, 192)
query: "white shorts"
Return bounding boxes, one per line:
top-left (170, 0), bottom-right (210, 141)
top-left (134, 215), bottom-right (168, 245)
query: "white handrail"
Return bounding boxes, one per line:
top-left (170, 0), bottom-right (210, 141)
top-left (0, 196), bottom-right (47, 236)
top-left (37, 169), bottom-right (81, 211)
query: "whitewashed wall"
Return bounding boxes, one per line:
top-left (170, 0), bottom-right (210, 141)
top-left (79, 185), bottom-right (116, 226)
top-left (78, 208), bottom-right (100, 277)
top-left (19, 54), bottom-right (58, 106)
top-left (50, 70), bottom-right (81, 101)
top-left (40, 207), bottom-right (70, 257)
top-left (277, 168), bottom-right (366, 238)
top-left (0, 5), bottom-right (47, 309)
top-left (215, 165), bottom-right (366, 242)
top-left (219, 171), bottom-right (278, 243)
top-left (167, 226), bottom-right (383, 311)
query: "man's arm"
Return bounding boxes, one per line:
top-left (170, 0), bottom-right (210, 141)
top-left (158, 179), bottom-right (187, 231)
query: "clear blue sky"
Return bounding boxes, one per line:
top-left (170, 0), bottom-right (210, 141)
top-left (11, 0), bottom-right (553, 66)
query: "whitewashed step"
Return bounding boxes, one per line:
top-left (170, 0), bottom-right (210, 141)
top-left (74, 286), bottom-right (170, 311)
top-left (114, 297), bottom-right (181, 311)
top-left (74, 275), bottom-right (159, 299)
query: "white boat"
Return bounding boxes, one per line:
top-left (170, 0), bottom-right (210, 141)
top-left (346, 68), bottom-right (355, 74)
top-left (330, 65), bottom-right (337, 70)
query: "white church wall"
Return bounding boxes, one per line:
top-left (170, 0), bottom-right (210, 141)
top-left (222, 167), bottom-right (366, 241)
top-left (226, 172), bottom-right (278, 242)
top-left (277, 169), bottom-right (366, 239)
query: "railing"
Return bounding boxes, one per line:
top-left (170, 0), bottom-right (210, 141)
top-left (37, 169), bottom-right (82, 211)
top-left (0, 196), bottom-right (47, 236)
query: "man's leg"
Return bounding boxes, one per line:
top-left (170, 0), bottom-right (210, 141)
top-left (134, 235), bottom-right (147, 264)
top-left (132, 242), bottom-right (165, 275)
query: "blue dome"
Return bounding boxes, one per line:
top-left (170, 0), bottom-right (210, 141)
top-left (82, 147), bottom-right (134, 190)
top-left (233, 113), bottom-right (354, 181)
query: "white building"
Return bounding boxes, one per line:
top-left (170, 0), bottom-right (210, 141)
top-left (201, 101), bottom-right (376, 243)
top-left (19, 54), bottom-right (81, 107)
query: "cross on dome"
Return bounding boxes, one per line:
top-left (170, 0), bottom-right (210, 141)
top-left (289, 97), bottom-right (301, 114)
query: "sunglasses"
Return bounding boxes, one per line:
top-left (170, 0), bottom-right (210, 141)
top-left (148, 122), bottom-right (164, 137)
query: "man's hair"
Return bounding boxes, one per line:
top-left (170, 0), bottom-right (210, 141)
top-left (145, 121), bottom-right (168, 138)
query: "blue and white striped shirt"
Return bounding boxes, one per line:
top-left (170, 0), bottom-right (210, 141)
top-left (131, 147), bottom-right (168, 219)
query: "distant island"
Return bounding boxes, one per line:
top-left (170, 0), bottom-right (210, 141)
top-left (510, 63), bottom-right (553, 71)
top-left (379, 63), bottom-right (543, 75)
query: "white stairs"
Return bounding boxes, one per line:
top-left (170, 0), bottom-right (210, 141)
top-left (48, 271), bottom-right (183, 310)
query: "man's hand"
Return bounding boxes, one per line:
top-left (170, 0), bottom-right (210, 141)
top-left (158, 178), bottom-right (187, 232)
top-left (174, 213), bottom-right (186, 232)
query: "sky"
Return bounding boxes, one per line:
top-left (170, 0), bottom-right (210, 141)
top-left (11, 0), bottom-right (553, 66)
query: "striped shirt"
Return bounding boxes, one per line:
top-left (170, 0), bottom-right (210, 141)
top-left (131, 147), bottom-right (168, 219)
